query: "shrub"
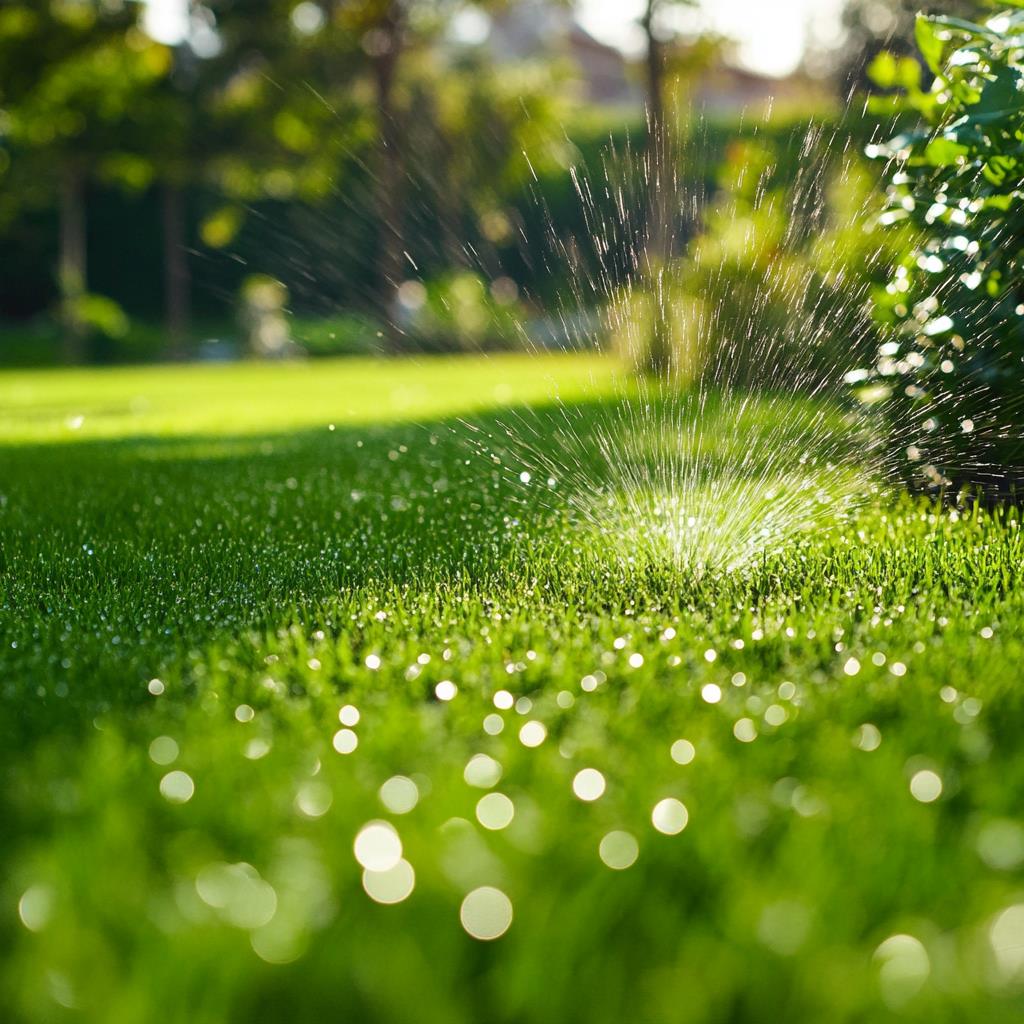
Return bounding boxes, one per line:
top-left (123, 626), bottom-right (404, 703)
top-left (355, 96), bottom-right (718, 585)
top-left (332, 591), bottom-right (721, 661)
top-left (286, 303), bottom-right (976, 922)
top-left (858, 6), bottom-right (1024, 492)
top-left (619, 139), bottom-right (885, 391)
top-left (394, 270), bottom-right (528, 353)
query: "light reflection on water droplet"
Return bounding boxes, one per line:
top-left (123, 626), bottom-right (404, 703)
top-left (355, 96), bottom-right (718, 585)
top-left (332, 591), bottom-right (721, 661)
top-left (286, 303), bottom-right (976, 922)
top-left (518, 720), bottom-right (547, 747)
top-left (733, 718), bottom-right (757, 743)
top-left (909, 769), bottom-right (942, 803)
top-left (476, 792), bottom-right (515, 830)
top-left (464, 754), bottom-right (502, 788)
top-left (149, 735), bottom-right (179, 765)
top-left (572, 768), bottom-right (606, 802)
top-left (670, 739), bottom-right (696, 765)
top-left (353, 822), bottom-right (402, 872)
top-left (18, 886), bottom-right (54, 932)
top-left (493, 690), bottom-right (514, 710)
top-left (460, 886), bottom-right (513, 940)
top-left (362, 859), bottom-right (416, 905)
top-left (435, 680), bottom-right (458, 701)
top-left (379, 775), bottom-right (419, 814)
top-left (651, 798), bottom-right (689, 835)
top-left (295, 780), bottom-right (332, 818)
top-left (159, 770), bottom-right (194, 803)
top-left (333, 729), bottom-right (358, 754)
top-left (599, 830), bottom-right (639, 870)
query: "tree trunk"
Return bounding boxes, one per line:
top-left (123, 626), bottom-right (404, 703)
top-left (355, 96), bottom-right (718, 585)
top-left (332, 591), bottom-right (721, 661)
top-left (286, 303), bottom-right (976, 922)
top-left (161, 182), bottom-right (191, 360)
top-left (59, 165), bottom-right (87, 363)
top-left (642, 0), bottom-right (675, 376)
top-left (369, 5), bottom-right (406, 353)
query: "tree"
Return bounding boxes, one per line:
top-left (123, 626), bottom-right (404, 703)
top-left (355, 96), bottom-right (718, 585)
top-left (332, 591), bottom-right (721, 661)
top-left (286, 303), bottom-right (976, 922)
top-left (0, 1), bottom-right (170, 360)
top-left (636, 0), bottom-right (714, 375)
top-left (834, 0), bottom-right (977, 89)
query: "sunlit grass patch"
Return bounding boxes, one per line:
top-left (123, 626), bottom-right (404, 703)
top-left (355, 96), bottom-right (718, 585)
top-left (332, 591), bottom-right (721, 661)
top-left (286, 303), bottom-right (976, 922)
top-left (2, 354), bottom-right (1024, 1024)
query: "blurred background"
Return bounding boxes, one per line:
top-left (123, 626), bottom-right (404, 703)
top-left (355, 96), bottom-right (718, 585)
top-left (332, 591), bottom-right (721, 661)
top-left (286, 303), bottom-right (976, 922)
top-left (0, 0), bottom-right (967, 366)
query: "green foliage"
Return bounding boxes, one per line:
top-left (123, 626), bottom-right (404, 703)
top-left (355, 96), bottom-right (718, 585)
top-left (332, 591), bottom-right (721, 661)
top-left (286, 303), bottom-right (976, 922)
top-left (3, 356), bottom-right (1024, 1021)
top-left (861, 7), bottom-right (1024, 489)
top-left (397, 270), bottom-right (528, 352)
top-left (292, 313), bottom-right (383, 357)
top-left (619, 131), bottom-right (893, 389)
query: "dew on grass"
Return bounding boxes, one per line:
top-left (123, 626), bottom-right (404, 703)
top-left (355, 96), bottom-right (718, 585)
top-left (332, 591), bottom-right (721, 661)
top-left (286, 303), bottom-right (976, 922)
top-left (701, 684), bottom-right (722, 705)
top-left (149, 735), bottom-right (179, 765)
top-left (353, 822), bottom-right (402, 872)
top-left (333, 729), bottom-right (358, 754)
top-left (483, 713), bottom-right (504, 735)
top-left (195, 862), bottom-right (277, 928)
top-left (18, 885), bottom-right (54, 932)
top-left (733, 718), bottom-right (757, 743)
top-left (460, 886), bottom-right (513, 941)
top-left (990, 904), bottom-right (1024, 978)
top-left (651, 798), bottom-right (688, 835)
top-left (338, 704), bottom-right (360, 726)
top-left (379, 775), bottom-right (419, 814)
top-left (363, 859), bottom-right (416, 905)
top-left (365, 654), bottom-right (381, 670)
top-left (599, 830), bottom-right (639, 870)
top-left (572, 768), bottom-right (606, 802)
top-left (519, 721), bottom-right (547, 747)
top-left (976, 819), bottom-right (1024, 871)
top-left (464, 754), bottom-right (502, 788)
top-left (874, 934), bottom-right (930, 1007)
top-left (493, 690), bottom-right (514, 710)
top-left (147, 678), bottom-right (165, 696)
top-left (476, 792), bottom-right (515, 830)
top-left (435, 680), bottom-right (458, 701)
top-left (245, 737), bottom-right (271, 760)
top-left (295, 781), bottom-right (332, 818)
top-left (909, 770), bottom-right (943, 803)
top-left (854, 723), bottom-right (882, 752)
top-left (160, 770), bottom-right (194, 803)
top-left (235, 704), bottom-right (255, 723)
top-left (670, 739), bottom-right (696, 765)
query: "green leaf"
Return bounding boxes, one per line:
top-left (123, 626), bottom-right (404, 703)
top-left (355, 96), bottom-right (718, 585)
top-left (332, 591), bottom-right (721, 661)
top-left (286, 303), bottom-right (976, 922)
top-left (924, 137), bottom-right (969, 166)
top-left (975, 63), bottom-right (1024, 116)
top-left (916, 15), bottom-right (946, 78)
top-left (868, 50), bottom-right (899, 89)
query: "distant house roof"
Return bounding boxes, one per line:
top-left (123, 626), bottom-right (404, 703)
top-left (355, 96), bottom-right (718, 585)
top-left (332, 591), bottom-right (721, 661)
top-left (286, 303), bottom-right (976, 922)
top-left (486, 3), bottom-right (641, 107)
top-left (485, 3), bottom-right (826, 116)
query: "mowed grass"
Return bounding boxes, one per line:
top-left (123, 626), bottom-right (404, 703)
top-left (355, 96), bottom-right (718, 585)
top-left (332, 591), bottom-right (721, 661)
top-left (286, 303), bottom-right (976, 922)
top-left (2, 353), bottom-right (1024, 1024)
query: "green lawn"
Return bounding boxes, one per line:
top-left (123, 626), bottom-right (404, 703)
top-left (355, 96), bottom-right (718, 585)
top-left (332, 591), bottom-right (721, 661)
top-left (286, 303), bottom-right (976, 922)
top-left (2, 354), bottom-right (1024, 1023)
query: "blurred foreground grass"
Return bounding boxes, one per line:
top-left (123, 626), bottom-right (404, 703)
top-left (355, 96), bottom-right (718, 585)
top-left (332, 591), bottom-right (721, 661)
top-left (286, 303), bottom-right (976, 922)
top-left (2, 354), bottom-right (1024, 1023)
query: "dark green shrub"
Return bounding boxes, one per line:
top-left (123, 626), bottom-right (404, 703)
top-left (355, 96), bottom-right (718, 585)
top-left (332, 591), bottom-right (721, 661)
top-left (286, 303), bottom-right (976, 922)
top-left (859, 6), bottom-right (1024, 491)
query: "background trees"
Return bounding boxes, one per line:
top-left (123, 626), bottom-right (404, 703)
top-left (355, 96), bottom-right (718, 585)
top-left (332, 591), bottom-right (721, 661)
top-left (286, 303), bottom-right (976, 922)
top-left (0, 1), bottom-right (171, 359)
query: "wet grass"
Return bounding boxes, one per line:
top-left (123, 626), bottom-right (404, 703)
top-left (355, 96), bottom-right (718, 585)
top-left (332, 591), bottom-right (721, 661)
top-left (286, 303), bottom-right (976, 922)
top-left (2, 353), bottom-right (1024, 1023)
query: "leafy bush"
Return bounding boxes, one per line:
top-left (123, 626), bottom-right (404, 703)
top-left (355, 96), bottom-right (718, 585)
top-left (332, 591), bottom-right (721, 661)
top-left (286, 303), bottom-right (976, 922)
top-left (291, 313), bottom-right (382, 358)
top-left (394, 271), bottom-right (528, 353)
top-left (858, 6), bottom-right (1024, 491)
top-left (619, 138), bottom-right (887, 390)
